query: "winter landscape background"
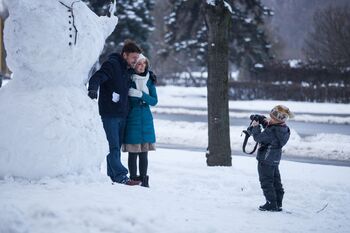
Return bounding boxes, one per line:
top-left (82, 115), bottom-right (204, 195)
top-left (0, 0), bottom-right (350, 233)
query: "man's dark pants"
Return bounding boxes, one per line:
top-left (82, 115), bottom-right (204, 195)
top-left (102, 117), bottom-right (128, 183)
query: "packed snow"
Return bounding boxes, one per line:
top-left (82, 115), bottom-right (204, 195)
top-left (1, 149), bottom-right (350, 233)
top-left (0, 1), bottom-right (350, 232)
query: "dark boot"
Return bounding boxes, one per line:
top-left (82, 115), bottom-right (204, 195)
top-left (276, 192), bottom-right (284, 211)
top-left (276, 197), bottom-right (283, 211)
top-left (259, 201), bottom-right (280, 212)
top-left (141, 175), bottom-right (149, 188)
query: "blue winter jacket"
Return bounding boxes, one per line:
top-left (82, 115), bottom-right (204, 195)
top-left (123, 71), bottom-right (158, 144)
top-left (249, 123), bottom-right (290, 165)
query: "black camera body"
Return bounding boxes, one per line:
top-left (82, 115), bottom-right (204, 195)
top-left (250, 114), bottom-right (268, 128)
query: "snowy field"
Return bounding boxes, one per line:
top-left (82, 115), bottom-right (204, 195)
top-left (154, 86), bottom-right (350, 162)
top-left (155, 86), bottom-right (350, 122)
top-left (1, 148), bottom-right (350, 233)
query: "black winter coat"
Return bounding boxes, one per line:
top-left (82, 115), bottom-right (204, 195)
top-left (249, 123), bottom-right (290, 165)
top-left (88, 53), bottom-right (132, 118)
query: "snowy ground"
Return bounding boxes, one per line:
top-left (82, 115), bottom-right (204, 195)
top-left (1, 148), bottom-right (350, 233)
top-left (153, 86), bottom-right (350, 162)
top-left (155, 86), bottom-right (350, 123)
top-left (1, 84), bottom-right (349, 232)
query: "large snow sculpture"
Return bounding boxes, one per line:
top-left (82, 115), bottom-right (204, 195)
top-left (0, 0), bottom-right (118, 179)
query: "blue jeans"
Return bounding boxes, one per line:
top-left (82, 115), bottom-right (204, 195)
top-left (101, 117), bottom-right (128, 183)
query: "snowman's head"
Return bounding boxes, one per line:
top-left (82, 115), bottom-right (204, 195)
top-left (4, 0), bottom-right (118, 87)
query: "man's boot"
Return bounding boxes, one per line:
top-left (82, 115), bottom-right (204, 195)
top-left (141, 175), bottom-right (149, 188)
top-left (259, 201), bottom-right (280, 212)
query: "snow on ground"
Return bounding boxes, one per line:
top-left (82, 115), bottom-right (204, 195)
top-left (1, 148), bottom-right (350, 233)
top-left (153, 107), bottom-right (350, 124)
top-left (155, 119), bottom-right (350, 161)
top-left (152, 86), bottom-right (350, 161)
top-left (156, 86), bottom-right (350, 116)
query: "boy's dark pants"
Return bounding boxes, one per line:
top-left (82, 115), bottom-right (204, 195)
top-left (258, 162), bottom-right (284, 207)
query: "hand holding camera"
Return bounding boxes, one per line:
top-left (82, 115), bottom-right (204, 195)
top-left (250, 114), bottom-right (268, 128)
top-left (251, 120), bottom-right (260, 127)
top-left (242, 114), bottom-right (268, 154)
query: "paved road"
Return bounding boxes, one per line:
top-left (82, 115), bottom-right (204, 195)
top-left (153, 107), bottom-right (350, 166)
top-left (156, 142), bottom-right (350, 167)
top-left (153, 109), bottom-right (350, 137)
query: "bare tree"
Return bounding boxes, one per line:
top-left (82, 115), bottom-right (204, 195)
top-left (303, 5), bottom-right (350, 65)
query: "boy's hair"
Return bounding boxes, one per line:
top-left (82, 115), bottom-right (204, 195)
top-left (121, 39), bottom-right (142, 55)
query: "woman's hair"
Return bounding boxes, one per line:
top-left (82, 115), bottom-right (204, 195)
top-left (150, 71), bottom-right (157, 84)
top-left (121, 39), bottom-right (142, 55)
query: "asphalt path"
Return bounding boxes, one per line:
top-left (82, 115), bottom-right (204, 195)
top-left (153, 106), bottom-right (350, 137)
top-left (153, 106), bottom-right (350, 167)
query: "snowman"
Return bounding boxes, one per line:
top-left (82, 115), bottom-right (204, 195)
top-left (0, 0), bottom-right (118, 179)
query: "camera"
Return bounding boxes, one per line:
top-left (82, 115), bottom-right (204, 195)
top-left (241, 114), bottom-right (268, 154)
top-left (250, 114), bottom-right (268, 128)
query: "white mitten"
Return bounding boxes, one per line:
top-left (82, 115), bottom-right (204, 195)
top-left (112, 92), bottom-right (120, 103)
top-left (128, 88), bottom-right (142, 98)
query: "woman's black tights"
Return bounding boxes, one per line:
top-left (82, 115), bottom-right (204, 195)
top-left (128, 152), bottom-right (148, 179)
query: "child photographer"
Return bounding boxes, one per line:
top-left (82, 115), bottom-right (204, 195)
top-left (248, 105), bottom-right (293, 211)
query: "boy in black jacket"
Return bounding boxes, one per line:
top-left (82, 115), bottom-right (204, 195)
top-left (248, 105), bottom-right (293, 211)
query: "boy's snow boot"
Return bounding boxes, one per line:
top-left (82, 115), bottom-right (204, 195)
top-left (276, 193), bottom-right (284, 211)
top-left (259, 201), bottom-right (280, 212)
top-left (276, 200), bottom-right (283, 211)
top-left (141, 175), bottom-right (149, 188)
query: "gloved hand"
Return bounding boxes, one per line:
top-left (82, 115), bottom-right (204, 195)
top-left (128, 88), bottom-right (142, 98)
top-left (88, 90), bottom-right (98, 99)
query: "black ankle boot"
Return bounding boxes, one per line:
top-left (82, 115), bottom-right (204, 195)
top-left (141, 175), bottom-right (149, 188)
top-left (259, 201), bottom-right (280, 212)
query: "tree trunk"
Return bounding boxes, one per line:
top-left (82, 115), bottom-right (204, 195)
top-left (204, 1), bottom-right (232, 166)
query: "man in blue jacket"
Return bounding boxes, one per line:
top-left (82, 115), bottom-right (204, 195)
top-left (88, 40), bottom-right (141, 185)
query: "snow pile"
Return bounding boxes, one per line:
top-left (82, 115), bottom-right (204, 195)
top-left (0, 0), bottom-right (118, 179)
top-left (0, 149), bottom-right (349, 233)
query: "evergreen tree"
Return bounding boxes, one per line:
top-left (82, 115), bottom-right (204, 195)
top-left (164, 0), bottom-right (273, 70)
top-left (83, 0), bottom-right (155, 57)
